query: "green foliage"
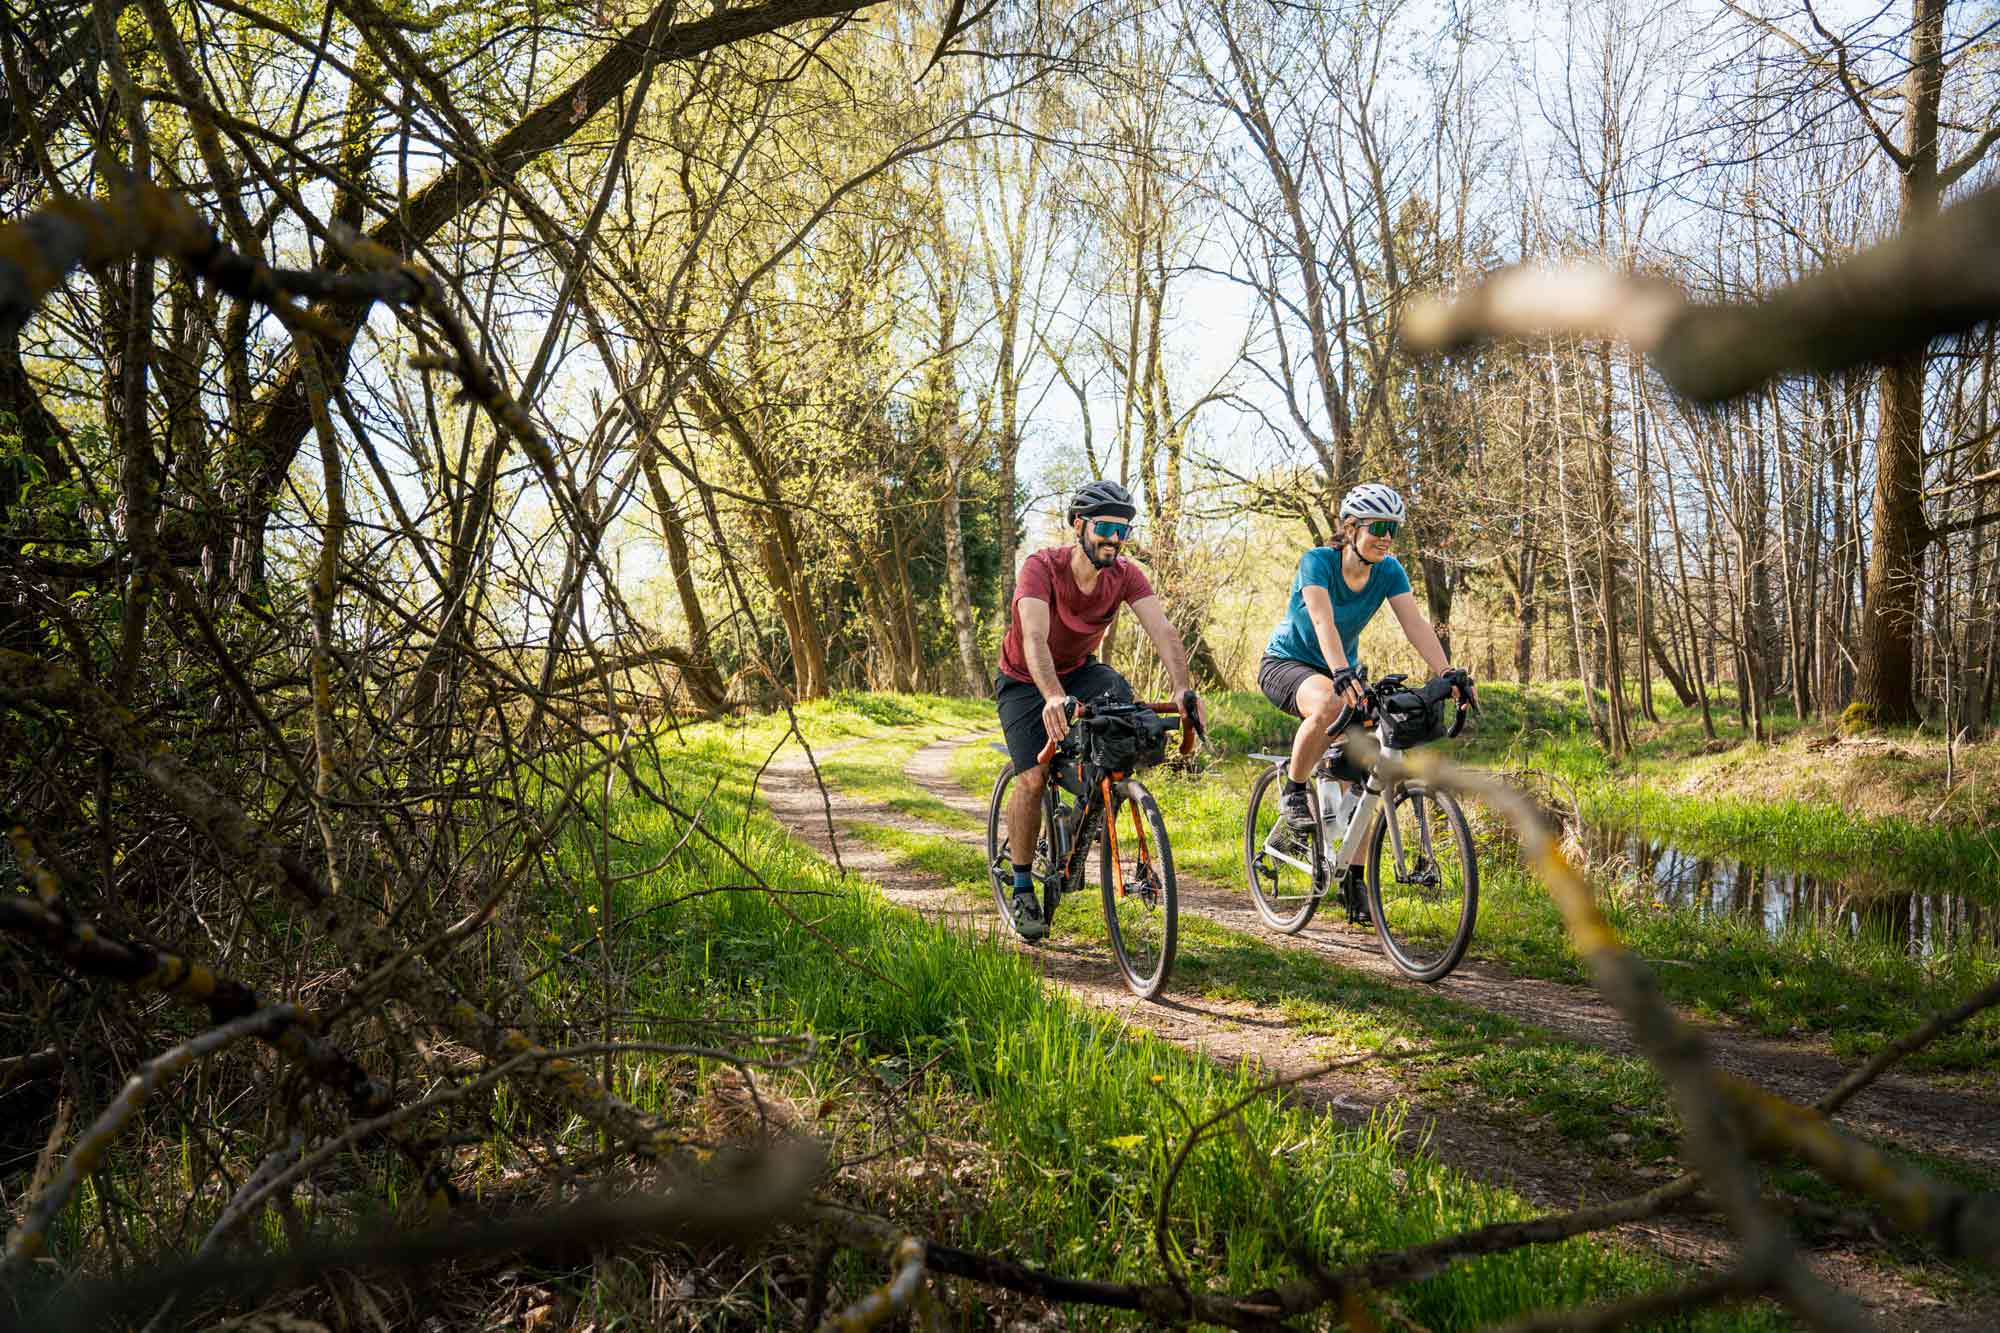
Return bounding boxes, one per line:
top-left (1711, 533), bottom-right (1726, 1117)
top-left (827, 689), bottom-right (928, 726)
top-left (567, 697), bottom-right (1783, 1327)
top-left (1199, 689), bottom-right (1295, 756)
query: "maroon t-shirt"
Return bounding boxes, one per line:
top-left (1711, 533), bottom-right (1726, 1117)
top-left (998, 547), bottom-right (1156, 683)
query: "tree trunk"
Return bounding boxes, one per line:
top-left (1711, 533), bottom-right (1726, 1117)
top-left (941, 455), bottom-right (985, 697)
top-left (1550, 349), bottom-right (1608, 746)
top-left (1662, 464), bottom-right (1717, 738)
top-left (1421, 554), bottom-right (1455, 662)
top-left (639, 450), bottom-right (730, 716)
top-left (1647, 625), bottom-right (1698, 708)
top-left (682, 365), bottom-right (827, 699)
top-left (1593, 346), bottom-right (1630, 754)
top-left (1854, 0), bottom-right (1947, 725)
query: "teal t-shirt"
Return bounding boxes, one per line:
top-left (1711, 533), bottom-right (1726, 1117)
top-left (1264, 549), bottom-right (1411, 672)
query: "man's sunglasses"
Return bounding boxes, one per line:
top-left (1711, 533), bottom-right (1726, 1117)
top-left (1363, 520), bottom-right (1400, 539)
top-left (1088, 519), bottom-right (1132, 540)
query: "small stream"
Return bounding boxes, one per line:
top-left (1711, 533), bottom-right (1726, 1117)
top-left (1579, 825), bottom-right (1999, 959)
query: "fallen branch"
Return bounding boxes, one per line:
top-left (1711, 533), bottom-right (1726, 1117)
top-left (23, 1142), bottom-right (826, 1333)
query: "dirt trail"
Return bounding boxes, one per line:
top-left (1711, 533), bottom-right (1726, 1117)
top-left (907, 737), bottom-right (2000, 1181)
top-left (756, 733), bottom-right (1994, 1329)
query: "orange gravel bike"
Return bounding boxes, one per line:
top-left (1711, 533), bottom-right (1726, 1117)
top-left (986, 692), bottom-right (1203, 999)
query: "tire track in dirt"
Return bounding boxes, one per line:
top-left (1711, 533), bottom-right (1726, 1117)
top-left (754, 734), bottom-right (1995, 1330)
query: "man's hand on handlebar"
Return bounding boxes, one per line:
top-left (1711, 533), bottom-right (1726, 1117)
top-left (1180, 688), bottom-right (1209, 745)
top-left (1041, 694), bottom-right (1076, 743)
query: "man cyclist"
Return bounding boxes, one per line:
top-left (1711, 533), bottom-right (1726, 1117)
top-left (1260, 483), bottom-right (1475, 849)
top-left (995, 479), bottom-right (1207, 940)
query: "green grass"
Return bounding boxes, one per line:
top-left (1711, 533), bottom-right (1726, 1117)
top-left (1580, 784), bottom-right (2000, 902)
top-left (536, 697), bottom-right (1788, 1329)
top-left (945, 690), bottom-right (1999, 1073)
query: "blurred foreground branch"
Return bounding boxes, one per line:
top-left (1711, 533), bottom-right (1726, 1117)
top-left (1403, 182), bottom-right (2000, 404)
top-left (17, 1143), bottom-right (825, 1333)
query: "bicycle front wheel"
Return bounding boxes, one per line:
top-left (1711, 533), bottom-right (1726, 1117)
top-left (1243, 764), bottom-right (1319, 933)
top-left (1101, 779), bottom-right (1177, 999)
top-left (1364, 780), bottom-right (1478, 982)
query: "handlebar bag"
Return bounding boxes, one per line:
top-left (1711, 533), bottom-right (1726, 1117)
top-left (1379, 688), bottom-right (1446, 749)
top-left (1085, 701), bottom-right (1170, 777)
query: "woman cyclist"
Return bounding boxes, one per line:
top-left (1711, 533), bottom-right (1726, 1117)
top-left (1259, 483), bottom-right (1475, 845)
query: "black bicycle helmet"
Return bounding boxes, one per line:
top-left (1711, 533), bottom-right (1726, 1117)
top-left (1066, 479), bottom-right (1138, 524)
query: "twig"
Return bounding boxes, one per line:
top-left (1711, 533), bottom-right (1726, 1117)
top-left (4, 1006), bottom-right (303, 1274)
top-left (1819, 975), bottom-right (2000, 1115)
top-left (1403, 181), bottom-right (2000, 406)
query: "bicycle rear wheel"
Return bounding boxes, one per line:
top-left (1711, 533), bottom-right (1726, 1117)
top-left (1101, 779), bottom-right (1177, 999)
top-left (988, 762), bottom-right (1062, 936)
top-left (1364, 779), bottom-right (1478, 981)
top-left (1243, 764), bottom-right (1320, 933)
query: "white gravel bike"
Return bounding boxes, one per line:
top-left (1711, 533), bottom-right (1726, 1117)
top-left (1243, 671), bottom-right (1478, 982)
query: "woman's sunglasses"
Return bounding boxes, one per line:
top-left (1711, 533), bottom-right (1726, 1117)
top-left (1088, 519), bottom-right (1132, 540)
top-left (1363, 520), bottom-right (1399, 539)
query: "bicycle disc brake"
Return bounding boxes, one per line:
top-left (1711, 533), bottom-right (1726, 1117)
top-left (1129, 863), bottom-right (1162, 908)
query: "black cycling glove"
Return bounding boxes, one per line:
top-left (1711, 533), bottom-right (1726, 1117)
top-left (1180, 688), bottom-right (1207, 742)
top-left (1329, 665), bottom-right (1362, 698)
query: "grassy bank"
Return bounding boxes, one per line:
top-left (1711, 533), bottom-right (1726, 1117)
top-left (530, 695), bottom-right (1782, 1328)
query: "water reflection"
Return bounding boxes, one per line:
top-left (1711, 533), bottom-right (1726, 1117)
top-left (1580, 825), bottom-right (2000, 959)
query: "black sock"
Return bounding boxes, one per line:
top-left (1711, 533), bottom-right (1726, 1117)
top-left (1012, 863), bottom-right (1033, 891)
top-left (1282, 778), bottom-right (1307, 798)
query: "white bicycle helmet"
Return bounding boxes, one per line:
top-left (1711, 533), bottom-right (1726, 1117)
top-left (1338, 482), bottom-right (1407, 525)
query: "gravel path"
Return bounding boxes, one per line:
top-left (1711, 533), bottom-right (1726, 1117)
top-left (753, 730), bottom-right (1997, 1329)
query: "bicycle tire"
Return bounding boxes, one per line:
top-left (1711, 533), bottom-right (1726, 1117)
top-left (987, 762), bottom-right (1067, 937)
top-left (1100, 778), bottom-right (1177, 999)
top-left (1243, 764), bottom-right (1320, 933)
top-left (1364, 780), bottom-right (1478, 982)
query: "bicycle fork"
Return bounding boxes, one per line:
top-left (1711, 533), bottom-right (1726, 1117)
top-left (1101, 776), bottom-right (1155, 899)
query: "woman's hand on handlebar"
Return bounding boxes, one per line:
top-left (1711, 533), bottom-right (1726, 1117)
top-left (1441, 667), bottom-right (1478, 711)
top-left (1329, 664), bottom-right (1366, 710)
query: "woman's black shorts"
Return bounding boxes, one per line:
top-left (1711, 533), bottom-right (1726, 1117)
top-left (1258, 654), bottom-right (1354, 719)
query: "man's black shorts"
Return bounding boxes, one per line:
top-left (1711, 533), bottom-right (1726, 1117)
top-left (995, 658), bottom-right (1133, 773)
top-left (1258, 653), bottom-right (1350, 719)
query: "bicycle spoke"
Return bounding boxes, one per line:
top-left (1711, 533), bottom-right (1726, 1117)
top-left (1244, 766), bottom-right (1319, 932)
top-left (987, 763), bottom-right (1061, 938)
